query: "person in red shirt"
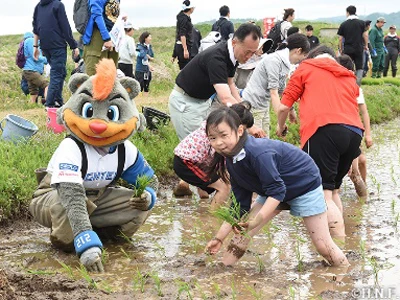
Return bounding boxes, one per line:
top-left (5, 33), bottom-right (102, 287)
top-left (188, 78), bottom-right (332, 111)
top-left (277, 45), bottom-right (364, 239)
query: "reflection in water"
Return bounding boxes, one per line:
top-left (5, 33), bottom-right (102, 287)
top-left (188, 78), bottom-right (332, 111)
top-left (0, 118), bottom-right (399, 298)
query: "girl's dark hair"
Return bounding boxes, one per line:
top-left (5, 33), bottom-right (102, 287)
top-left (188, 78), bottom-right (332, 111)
top-left (306, 45), bottom-right (335, 59)
top-left (182, 0), bottom-right (191, 12)
top-left (337, 54), bottom-right (355, 71)
top-left (205, 103), bottom-right (253, 183)
top-left (139, 31), bottom-right (150, 44)
top-left (286, 33), bottom-right (310, 54)
top-left (283, 8), bottom-right (295, 20)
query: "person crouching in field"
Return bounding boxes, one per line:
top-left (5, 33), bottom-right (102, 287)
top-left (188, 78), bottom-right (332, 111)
top-left (205, 106), bottom-right (349, 267)
top-left (173, 102), bottom-right (254, 205)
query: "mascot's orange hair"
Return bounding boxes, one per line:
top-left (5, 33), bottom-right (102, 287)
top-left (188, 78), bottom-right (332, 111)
top-left (92, 59), bottom-right (117, 101)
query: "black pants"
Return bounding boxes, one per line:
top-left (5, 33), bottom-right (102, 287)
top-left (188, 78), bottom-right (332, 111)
top-left (302, 124), bottom-right (362, 190)
top-left (118, 63), bottom-right (135, 78)
top-left (174, 43), bottom-right (192, 70)
top-left (135, 71), bottom-right (152, 92)
top-left (344, 50), bottom-right (364, 70)
top-left (383, 47), bottom-right (398, 76)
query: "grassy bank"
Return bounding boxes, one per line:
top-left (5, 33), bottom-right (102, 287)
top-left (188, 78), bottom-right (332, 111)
top-left (1, 23), bottom-right (400, 222)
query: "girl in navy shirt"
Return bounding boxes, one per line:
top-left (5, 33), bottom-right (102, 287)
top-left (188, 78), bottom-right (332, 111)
top-left (205, 106), bottom-right (349, 267)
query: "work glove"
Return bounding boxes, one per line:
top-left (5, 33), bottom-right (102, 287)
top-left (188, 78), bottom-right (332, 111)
top-left (383, 46), bottom-right (388, 54)
top-left (80, 247), bottom-right (104, 273)
top-left (370, 48), bottom-right (377, 57)
top-left (130, 190), bottom-right (152, 211)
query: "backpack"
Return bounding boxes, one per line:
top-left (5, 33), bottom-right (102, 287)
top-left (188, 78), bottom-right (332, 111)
top-left (73, 0), bottom-right (89, 35)
top-left (16, 40), bottom-right (26, 69)
top-left (199, 31), bottom-right (222, 53)
top-left (212, 18), bottom-right (228, 33)
top-left (267, 20), bottom-right (284, 51)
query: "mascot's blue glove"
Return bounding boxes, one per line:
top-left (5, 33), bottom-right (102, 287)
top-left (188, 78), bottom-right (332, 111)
top-left (129, 187), bottom-right (157, 211)
top-left (74, 230), bottom-right (104, 272)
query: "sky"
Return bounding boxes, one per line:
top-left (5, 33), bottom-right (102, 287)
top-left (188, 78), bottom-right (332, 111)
top-left (0, 0), bottom-right (398, 36)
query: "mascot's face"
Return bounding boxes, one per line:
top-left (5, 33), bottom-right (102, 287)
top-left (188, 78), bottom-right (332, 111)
top-left (60, 59), bottom-right (141, 147)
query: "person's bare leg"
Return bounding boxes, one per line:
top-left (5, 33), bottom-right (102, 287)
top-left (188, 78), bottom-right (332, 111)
top-left (303, 212), bottom-right (349, 266)
top-left (208, 179), bottom-right (230, 210)
top-left (358, 153), bottom-right (367, 184)
top-left (324, 189), bottom-right (346, 238)
top-left (349, 157), bottom-right (367, 197)
top-left (173, 180), bottom-right (192, 196)
top-left (197, 188), bottom-right (209, 199)
top-left (222, 203), bottom-right (281, 266)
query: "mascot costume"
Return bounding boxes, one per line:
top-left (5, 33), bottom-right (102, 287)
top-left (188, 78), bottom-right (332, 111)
top-left (30, 59), bottom-right (158, 272)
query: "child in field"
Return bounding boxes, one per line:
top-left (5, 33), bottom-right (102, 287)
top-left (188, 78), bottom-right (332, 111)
top-left (337, 55), bottom-right (373, 197)
top-left (205, 106), bottom-right (349, 267)
top-left (174, 102), bottom-right (254, 206)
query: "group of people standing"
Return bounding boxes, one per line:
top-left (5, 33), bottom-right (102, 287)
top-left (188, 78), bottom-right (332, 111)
top-left (338, 5), bottom-right (399, 80)
top-left (23, 0), bottom-right (155, 107)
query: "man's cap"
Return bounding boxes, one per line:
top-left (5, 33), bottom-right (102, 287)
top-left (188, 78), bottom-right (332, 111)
top-left (124, 21), bottom-right (139, 30)
top-left (389, 25), bottom-right (397, 29)
top-left (377, 17), bottom-right (386, 23)
top-left (182, 0), bottom-right (195, 10)
top-left (365, 20), bottom-right (372, 26)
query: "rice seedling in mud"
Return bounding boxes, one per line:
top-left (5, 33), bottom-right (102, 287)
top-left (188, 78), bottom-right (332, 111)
top-left (246, 283), bottom-right (263, 300)
top-left (230, 280), bottom-right (238, 300)
top-left (150, 271), bottom-right (163, 297)
top-left (101, 247), bottom-right (109, 265)
top-left (255, 253), bottom-right (266, 273)
top-left (25, 268), bottom-right (55, 276)
top-left (288, 285), bottom-right (297, 300)
top-left (176, 279), bottom-right (194, 300)
top-left (132, 268), bottom-right (150, 293)
top-left (120, 247), bottom-right (132, 260)
top-left (56, 259), bottom-right (75, 279)
top-left (211, 193), bottom-right (249, 232)
top-left (391, 199), bottom-right (397, 215)
top-left (194, 282), bottom-right (207, 300)
top-left (77, 264), bottom-right (98, 289)
top-left (212, 282), bottom-right (224, 299)
top-left (295, 235), bottom-right (307, 272)
top-left (153, 241), bottom-right (167, 258)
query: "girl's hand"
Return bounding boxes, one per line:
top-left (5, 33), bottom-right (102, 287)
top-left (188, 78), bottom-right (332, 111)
top-left (276, 124), bottom-right (288, 138)
top-left (238, 220), bottom-right (258, 232)
top-left (205, 237), bottom-right (223, 255)
top-left (365, 136), bottom-right (373, 148)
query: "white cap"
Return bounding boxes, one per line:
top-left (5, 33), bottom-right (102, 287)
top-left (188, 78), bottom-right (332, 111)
top-left (182, 0), bottom-right (195, 10)
top-left (124, 21), bottom-right (139, 30)
top-left (259, 38), bottom-right (273, 53)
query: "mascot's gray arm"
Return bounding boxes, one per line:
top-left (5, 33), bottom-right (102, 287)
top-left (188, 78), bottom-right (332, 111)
top-left (56, 182), bottom-right (92, 236)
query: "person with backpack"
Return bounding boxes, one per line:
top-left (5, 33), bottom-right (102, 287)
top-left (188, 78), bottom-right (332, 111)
top-left (30, 59), bottom-right (157, 273)
top-left (211, 5), bottom-right (234, 41)
top-left (33, 0), bottom-right (79, 108)
top-left (21, 32), bottom-right (49, 104)
top-left (82, 0), bottom-right (122, 76)
top-left (173, 0), bottom-right (195, 70)
top-left (267, 8), bottom-right (295, 52)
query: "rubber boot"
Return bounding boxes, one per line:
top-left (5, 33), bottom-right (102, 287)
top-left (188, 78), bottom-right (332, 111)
top-left (355, 69), bottom-right (363, 86)
top-left (383, 70), bottom-right (388, 77)
top-left (376, 71), bottom-right (382, 78)
top-left (393, 70), bottom-right (397, 78)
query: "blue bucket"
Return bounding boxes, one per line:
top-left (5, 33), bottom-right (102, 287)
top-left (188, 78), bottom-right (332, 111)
top-left (0, 114), bottom-right (38, 143)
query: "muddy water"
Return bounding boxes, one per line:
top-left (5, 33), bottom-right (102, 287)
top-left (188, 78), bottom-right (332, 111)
top-left (1, 118), bottom-right (400, 299)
